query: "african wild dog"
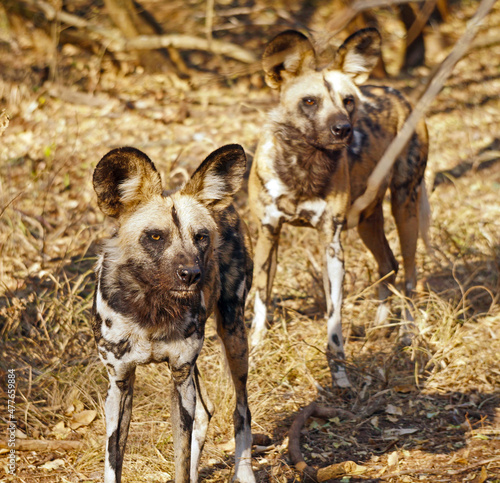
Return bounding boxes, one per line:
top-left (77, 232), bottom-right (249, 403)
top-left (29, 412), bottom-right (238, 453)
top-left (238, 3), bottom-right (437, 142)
top-left (249, 28), bottom-right (430, 388)
top-left (92, 145), bottom-right (255, 483)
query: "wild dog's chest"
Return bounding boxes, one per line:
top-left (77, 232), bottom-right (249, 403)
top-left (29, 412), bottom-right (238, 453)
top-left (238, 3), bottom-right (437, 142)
top-left (262, 178), bottom-right (327, 228)
top-left (93, 290), bottom-right (205, 367)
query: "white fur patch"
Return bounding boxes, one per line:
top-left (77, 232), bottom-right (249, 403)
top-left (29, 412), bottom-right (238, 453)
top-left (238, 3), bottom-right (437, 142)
top-left (262, 202), bottom-right (285, 227)
top-left (324, 71), bottom-right (359, 99)
top-left (200, 172), bottom-right (227, 202)
top-left (236, 277), bottom-right (246, 299)
top-left (233, 402), bottom-right (256, 483)
top-left (96, 289), bottom-right (203, 366)
top-left (250, 292), bottom-right (267, 347)
top-left (342, 51), bottom-right (371, 77)
top-left (325, 225), bottom-right (350, 388)
top-left (265, 178), bottom-right (286, 199)
top-left (119, 175), bottom-right (142, 204)
top-left (374, 302), bottom-right (390, 327)
top-left (349, 128), bottom-right (363, 156)
top-left (326, 225), bottom-right (344, 316)
top-left (296, 198), bottom-right (327, 226)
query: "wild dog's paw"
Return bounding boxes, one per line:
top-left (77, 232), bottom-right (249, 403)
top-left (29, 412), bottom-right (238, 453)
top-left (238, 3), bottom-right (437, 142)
top-left (326, 346), bottom-right (352, 390)
top-left (232, 466), bottom-right (256, 483)
top-left (397, 314), bottom-right (417, 347)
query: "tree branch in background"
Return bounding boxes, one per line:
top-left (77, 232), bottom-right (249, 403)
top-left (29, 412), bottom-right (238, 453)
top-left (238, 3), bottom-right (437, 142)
top-left (103, 0), bottom-right (186, 73)
top-left (346, 0), bottom-right (496, 229)
top-left (17, 0), bottom-right (257, 68)
top-left (116, 34), bottom-right (257, 64)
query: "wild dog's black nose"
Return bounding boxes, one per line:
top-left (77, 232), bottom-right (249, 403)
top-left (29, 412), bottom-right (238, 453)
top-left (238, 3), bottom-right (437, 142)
top-left (331, 122), bottom-right (352, 141)
top-left (177, 266), bottom-right (201, 286)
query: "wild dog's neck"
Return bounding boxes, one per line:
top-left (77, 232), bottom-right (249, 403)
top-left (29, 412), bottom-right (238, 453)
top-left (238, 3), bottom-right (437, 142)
top-left (273, 126), bottom-right (345, 199)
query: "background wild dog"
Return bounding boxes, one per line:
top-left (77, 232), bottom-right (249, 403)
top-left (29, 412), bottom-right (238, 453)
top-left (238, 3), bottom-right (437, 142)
top-left (92, 145), bottom-right (255, 483)
top-left (248, 28), bottom-right (430, 389)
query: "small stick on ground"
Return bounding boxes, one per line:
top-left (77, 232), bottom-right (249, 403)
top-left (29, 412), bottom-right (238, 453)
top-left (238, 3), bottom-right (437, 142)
top-left (0, 439), bottom-right (84, 451)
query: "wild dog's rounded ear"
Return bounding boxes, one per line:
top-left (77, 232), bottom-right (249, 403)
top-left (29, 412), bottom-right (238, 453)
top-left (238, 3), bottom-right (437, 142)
top-left (332, 28), bottom-right (381, 84)
top-left (93, 147), bottom-right (162, 218)
top-left (182, 144), bottom-right (246, 210)
top-left (263, 30), bottom-right (317, 89)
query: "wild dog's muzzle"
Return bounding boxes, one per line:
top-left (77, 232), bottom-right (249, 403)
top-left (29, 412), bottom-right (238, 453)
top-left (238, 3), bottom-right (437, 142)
top-left (331, 121), bottom-right (352, 143)
top-left (176, 264), bottom-right (202, 287)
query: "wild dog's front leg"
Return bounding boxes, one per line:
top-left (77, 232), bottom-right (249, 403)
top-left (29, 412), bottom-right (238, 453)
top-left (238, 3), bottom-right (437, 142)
top-left (104, 364), bottom-right (136, 483)
top-left (170, 360), bottom-right (197, 483)
top-left (321, 220), bottom-right (351, 389)
top-left (190, 366), bottom-right (214, 482)
top-left (250, 220), bottom-right (282, 347)
top-left (216, 304), bottom-right (255, 483)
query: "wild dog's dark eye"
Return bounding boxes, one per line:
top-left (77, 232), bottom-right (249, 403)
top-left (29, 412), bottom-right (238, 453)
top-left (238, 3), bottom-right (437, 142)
top-left (343, 97), bottom-right (355, 111)
top-left (195, 233), bottom-right (209, 242)
top-left (150, 234), bottom-right (161, 241)
top-left (303, 97), bottom-right (316, 106)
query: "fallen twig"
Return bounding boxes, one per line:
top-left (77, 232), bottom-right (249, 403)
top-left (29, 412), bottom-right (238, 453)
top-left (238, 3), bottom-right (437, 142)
top-left (0, 439), bottom-right (84, 451)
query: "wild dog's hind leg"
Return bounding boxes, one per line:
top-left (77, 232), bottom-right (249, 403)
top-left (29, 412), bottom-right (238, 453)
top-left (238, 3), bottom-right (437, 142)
top-left (357, 204), bottom-right (399, 330)
top-left (391, 186), bottom-right (421, 344)
top-left (190, 366), bottom-right (214, 482)
top-left (250, 222), bottom-right (282, 347)
top-left (216, 301), bottom-right (255, 482)
top-left (103, 363), bottom-right (136, 483)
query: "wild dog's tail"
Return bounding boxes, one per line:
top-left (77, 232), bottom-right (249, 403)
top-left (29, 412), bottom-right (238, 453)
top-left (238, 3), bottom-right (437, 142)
top-left (419, 179), bottom-right (432, 254)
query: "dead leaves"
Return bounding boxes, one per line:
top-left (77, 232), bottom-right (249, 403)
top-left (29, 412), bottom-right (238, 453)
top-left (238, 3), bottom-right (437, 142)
top-left (0, 400), bottom-right (96, 455)
top-left (69, 409), bottom-right (97, 430)
top-left (39, 458), bottom-right (66, 471)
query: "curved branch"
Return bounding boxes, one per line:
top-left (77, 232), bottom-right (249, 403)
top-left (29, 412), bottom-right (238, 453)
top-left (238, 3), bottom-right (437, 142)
top-left (116, 34), bottom-right (257, 64)
top-left (288, 402), bottom-right (360, 482)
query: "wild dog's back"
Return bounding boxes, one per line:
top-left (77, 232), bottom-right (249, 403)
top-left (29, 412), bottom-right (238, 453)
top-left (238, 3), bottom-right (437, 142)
top-left (347, 84), bottom-right (429, 211)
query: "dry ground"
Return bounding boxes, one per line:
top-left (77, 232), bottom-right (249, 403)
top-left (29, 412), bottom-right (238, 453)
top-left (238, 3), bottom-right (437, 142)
top-left (0, 0), bottom-right (499, 482)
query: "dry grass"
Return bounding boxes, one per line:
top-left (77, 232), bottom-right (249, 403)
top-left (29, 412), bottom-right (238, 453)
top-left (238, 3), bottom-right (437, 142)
top-left (1, 1), bottom-right (499, 482)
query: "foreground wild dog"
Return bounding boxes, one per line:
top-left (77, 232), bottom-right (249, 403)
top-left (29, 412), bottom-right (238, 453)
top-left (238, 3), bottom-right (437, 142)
top-left (92, 145), bottom-right (255, 483)
top-left (249, 28), bottom-right (429, 388)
